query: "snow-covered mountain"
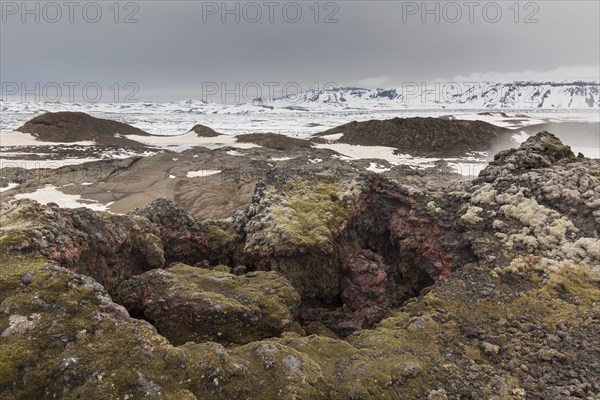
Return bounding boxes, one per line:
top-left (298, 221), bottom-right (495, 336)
top-left (2, 81), bottom-right (598, 135)
top-left (3, 81), bottom-right (597, 118)
top-left (255, 81), bottom-right (599, 111)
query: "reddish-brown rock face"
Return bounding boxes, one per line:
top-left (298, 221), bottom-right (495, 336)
top-left (389, 207), bottom-right (455, 280)
top-left (0, 202), bottom-right (166, 291)
top-left (341, 250), bottom-right (389, 312)
top-left (0, 199), bottom-right (212, 292)
top-left (260, 175), bottom-right (476, 336)
top-left (2, 173), bottom-right (474, 337)
top-left (300, 250), bottom-right (393, 335)
top-left (130, 198), bottom-right (210, 264)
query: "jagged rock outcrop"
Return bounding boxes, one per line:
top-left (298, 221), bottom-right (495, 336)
top-left (480, 131), bottom-right (577, 179)
top-left (1, 132), bottom-right (599, 399)
top-left (0, 258), bottom-right (336, 399)
top-left (115, 264), bottom-right (301, 345)
top-left (474, 131), bottom-right (600, 240)
top-left (237, 168), bottom-right (364, 305)
top-left (315, 116), bottom-right (513, 156)
top-left (0, 200), bottom-right (165, 291)
top-left (130, 198), bottom-right (210, 265)
top-left (16, 111), bottom-right (150, 146)
top-left (0, 198), bottom-right (216, 292)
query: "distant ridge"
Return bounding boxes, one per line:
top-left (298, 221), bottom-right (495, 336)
top-left (261, 81), bottom-right (600, 110)
top-left (2, 82), bottom-right (598, 117)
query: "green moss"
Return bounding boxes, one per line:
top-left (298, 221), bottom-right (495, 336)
top-left (0, 229), bottom-right (38, 260)
top-left (205, 221), bottom-right (237, 247)
top-left (2, 253), bottom-right (597, 398)
top-left (422, 292), bottom-right (501, 325)
top-left (288, 182), bottom-right (348, 229)
top-left (222, 340), bottom-right (329, 399)
top-left (0, 256), bottom-right (195, 399)
top-left (342, 312), bottom-right (446, 398)
top-left (267, 177), bottom-right (357, 253)
top-left (0, 256), bottom-right (49, 299)
top-left (115, 264), bottom-right (300, 345)
top-left (204, 220), bottom-right (240, 263)
top-left (0, 336), bottom-right (33, 389)
top-left (0, 200), bottom-right (45, 227)
top-left (463, 345), bottom-right (483, 360)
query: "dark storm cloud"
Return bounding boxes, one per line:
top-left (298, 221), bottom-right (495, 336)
top-left (1, 0), bottom-right (598, 101)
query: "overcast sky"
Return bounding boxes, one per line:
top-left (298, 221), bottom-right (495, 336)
top-left (1, 0), bottom-right (599, 101)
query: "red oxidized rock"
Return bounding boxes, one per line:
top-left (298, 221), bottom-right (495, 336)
top-left (341, 250), bottom-right (389, 313)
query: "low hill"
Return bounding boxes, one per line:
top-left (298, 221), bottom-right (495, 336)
top-left (316, 117), bottom-right (514, 157)
top-left (189, 124), bottom-right (222, 137)
top-left (16, 111), bottom-right (151, 146)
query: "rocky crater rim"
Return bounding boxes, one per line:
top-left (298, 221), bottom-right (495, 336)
top-left (0, 172), bottom-right (477, 342)
top-left (1, 132), bottom-right (599, 398)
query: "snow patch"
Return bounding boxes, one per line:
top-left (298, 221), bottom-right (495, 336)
top-left (123, 131), bottom-right (259, 152)
top-left (0, 131), bottom-right (96, 146)
top-left (0, 183), bottom-right (19, 192)
top-left (186, 170), bottom-right (221, 178)
top-left (320, 133), bottom-right (344, 142)
top-left (366, 162), bottom-right (391, 173)
top-left (14, 184), bottom-right (109, 211)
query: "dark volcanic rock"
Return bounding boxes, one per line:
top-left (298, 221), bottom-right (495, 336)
top-left (0, 198), bottom-right (219, 292)
top-left (16, 111), bottom-right (150, 146)
top-left (316, 116), bottom-right (513, 156)
top-left (238, 166), bottom-right (475, 334)
top-left (0, 200), bottom-right (165, 291)
top-left (479, 131), bottom-right (576, 180)
top-left (190, 124), bottom-right (222, 137)
top-left (299, 249), bottom-right (392, 335)
top-left (115, 264), bottom-right (300, 345)
top-left (1, 132), bottom-right (599, 399)
top-left (130, 198), bottom-right (210, 265)
top-left (236, 132), bottom-right (312, 150)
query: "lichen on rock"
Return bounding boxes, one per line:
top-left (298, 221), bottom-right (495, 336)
top-left (242, 170), bottom-right (361, 256)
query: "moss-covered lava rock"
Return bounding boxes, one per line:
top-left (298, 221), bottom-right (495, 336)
top-left (115, 264), bottom-right (301, 345)
top-left (0, 200), bottom-right (165, 291)
top-left (1, 132), bottom-right (599, 399)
